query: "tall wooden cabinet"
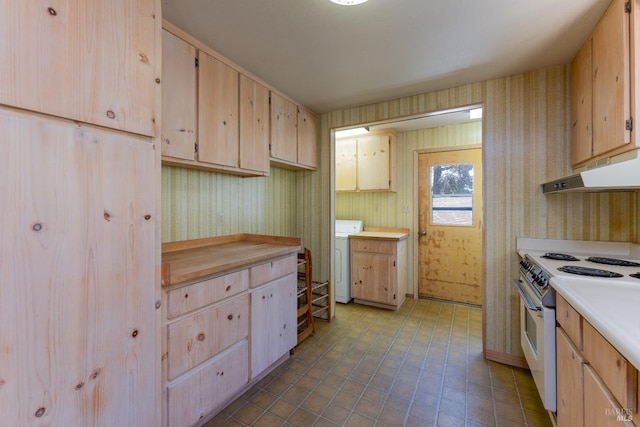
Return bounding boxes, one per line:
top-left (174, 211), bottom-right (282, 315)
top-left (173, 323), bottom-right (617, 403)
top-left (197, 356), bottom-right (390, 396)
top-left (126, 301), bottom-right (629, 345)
top-left (0, 0), bottom-right (161, 424)
top-left (570, 0), bottom-right (634, 167)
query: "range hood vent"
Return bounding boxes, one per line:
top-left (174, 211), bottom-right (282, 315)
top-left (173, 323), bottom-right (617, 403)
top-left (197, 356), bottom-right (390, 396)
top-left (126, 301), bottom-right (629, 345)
top-left (542, 150), bottom-right (640, 194)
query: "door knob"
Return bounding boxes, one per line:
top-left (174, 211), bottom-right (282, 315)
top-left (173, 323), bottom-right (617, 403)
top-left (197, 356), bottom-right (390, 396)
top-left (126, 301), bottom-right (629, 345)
top-left (419, 230), bottom-right (427, 236)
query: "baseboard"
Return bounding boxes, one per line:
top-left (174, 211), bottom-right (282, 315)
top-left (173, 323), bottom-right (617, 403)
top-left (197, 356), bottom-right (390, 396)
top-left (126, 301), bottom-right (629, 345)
top-left (485, 349), bottom-right (529, 369)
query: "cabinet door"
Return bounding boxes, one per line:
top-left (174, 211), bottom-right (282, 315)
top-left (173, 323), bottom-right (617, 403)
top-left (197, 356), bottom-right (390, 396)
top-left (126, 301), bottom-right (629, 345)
top-left (161, 30), bottom-right (197, 161)
top-left (336, 138), bottom-right (358, 191)
top-left (250, 274), bottom-right (296, 378)
top-left (584, 364), bottom-right (634, 427)
top-left (351, 252), bottom-right (394, 304)
top-left (239, 74), bottom-right (270, 174)
top-left (297, 107), bottom-right (318, 168)
top-left (357, 135), bottom-right (391, 191)
top-left (270, 92), bottom-right (298, 163)
top-left (0, 109), bottom-right (158, 426)
top-left (556, 328), bottom-right (584, 427)
top-left (570, 39), bottom-right (594, 166)
top-left (198, 52), bottom-right (239, 167)
top-left (0, 0), bottom-right (157, 136)
top-left (591, 0), bottom-right (631, 157)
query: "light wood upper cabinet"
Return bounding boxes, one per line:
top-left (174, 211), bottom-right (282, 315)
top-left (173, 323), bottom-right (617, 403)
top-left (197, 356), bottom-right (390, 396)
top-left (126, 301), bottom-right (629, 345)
top-left (297, 107), bottom-right (319, 168)
top-left (570, 0), bottom-right (633, 167)
top-left (239, 74), bottom-right (270, 174)
top-left (270, 91), bottom-right (319, 170)
top-left (336, 138), bottom-right (358, 191)
top-left (336, 131), bottom-right (397, 192)
top-left (198, 52), bottom-right (240, 168)
top-left (161, 29), bottom-right (197, 161)
top-left (270, 92), bottom-right (299, 164)
top-left (0, 0), bottom-right (158, 137)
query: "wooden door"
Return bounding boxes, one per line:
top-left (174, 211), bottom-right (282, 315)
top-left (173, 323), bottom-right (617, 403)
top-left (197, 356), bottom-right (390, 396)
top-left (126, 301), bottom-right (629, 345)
top-left (592, 0), bottom-right (631, 157)
top-left (336, 138), bottom-right (358, 191)
top-left (270, 92), bottom-right (298, 163)
top-left (297, 108), bottom-right (318, 168)
top-left (0, 108), bottom-right (158, 426)
top-left (198, 52), bottom-right (239, 167)
top-left (0, 0), bottom-right (157, 136)
top-left (418, 148), bottom-right (482, 305)
top-left (357, 134), bottom-right (390, 191)
top-left (161, 29), bottom-right (197, 161)
top-left (239, 74), bottom-right (270, 174)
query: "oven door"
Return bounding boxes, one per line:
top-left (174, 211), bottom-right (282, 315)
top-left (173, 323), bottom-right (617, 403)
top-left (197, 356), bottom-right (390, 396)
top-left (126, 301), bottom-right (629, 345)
top-left (513, 278), bottom-right (556, 412)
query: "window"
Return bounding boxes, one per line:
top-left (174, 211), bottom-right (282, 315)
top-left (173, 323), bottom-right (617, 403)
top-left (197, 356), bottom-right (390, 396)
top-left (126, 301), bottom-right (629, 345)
top-left (430, 163), bottom-right (474, 226)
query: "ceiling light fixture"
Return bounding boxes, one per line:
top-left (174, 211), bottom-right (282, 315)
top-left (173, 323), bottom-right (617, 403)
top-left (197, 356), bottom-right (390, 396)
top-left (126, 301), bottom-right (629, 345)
top-left (330, 0), bottom-right (369, 5)
top-left (335, 127), bottom-right (369, 138)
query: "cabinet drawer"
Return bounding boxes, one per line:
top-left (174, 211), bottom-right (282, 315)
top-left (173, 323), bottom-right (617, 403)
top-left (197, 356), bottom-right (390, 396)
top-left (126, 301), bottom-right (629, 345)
top-left (583, 322), bottom-right (637, 413)
top-left (351, 239), bottom-right (396, 254)
top-left (167, 294), bottom-right (249, 380)
top-left (556, 294), bottom-right (582, 350)
top-left (249, 254), bottom-right (297, 288)
top-left (167, 340), bottom-right (249, 427)
top-left (167, 269), bottom-right (248, 318)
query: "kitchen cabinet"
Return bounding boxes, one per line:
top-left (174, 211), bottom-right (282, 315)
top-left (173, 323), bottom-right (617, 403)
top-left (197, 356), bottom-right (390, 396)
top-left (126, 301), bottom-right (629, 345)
top-left (160, 23), bottom-right (269, 176)
top-left (570, 0), bottom-right (634, 167)
top-left (555, 294), bottom-right (638, 427)
top-left (270, 91), bottom-right (319, 170)
top-left (336, 131), bottom-right (397, 192)
top-left (0, 0), bottom-right (158, 137)
top-left (161, 29), bottom-right (197, 161)
top-left (250, 256), bottom-right (298, 378)
top-left (161, 234), bottom-right (300, 426)
top-left (0, 108), bottom-right (159, 426)
top-left (350, 230), bottom-right (408, 310)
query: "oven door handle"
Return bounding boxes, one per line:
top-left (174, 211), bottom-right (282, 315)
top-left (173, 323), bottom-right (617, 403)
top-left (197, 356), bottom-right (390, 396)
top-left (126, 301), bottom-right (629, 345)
top-left (512, 279), bottom-right (541, 311)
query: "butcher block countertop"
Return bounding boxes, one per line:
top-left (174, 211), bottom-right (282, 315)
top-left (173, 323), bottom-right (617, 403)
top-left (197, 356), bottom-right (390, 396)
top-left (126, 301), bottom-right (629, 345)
top-left (349, 227), bottom-right (410, 241)
top-left (161, 234), bottom-right (301, 286)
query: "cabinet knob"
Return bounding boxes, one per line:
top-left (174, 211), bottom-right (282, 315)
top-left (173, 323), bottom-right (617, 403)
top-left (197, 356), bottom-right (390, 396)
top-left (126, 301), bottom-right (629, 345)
top-left (227, 314), bottom-right (233, 320)
top-left (197, 333), bottom-right (206, 341)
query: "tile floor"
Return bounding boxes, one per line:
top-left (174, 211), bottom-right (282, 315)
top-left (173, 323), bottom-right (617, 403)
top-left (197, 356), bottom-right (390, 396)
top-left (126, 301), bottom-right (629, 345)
top-left (206, 298), bottom-right (553, 427)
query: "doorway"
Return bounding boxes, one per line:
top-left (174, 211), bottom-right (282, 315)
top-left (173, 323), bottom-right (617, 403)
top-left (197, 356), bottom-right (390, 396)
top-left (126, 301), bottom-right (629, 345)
top-left (417, 147), bottom-right (483, 305)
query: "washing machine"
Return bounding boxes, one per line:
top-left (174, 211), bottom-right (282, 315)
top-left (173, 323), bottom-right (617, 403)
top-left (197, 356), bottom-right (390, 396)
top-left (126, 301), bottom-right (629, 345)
top-left (335, 220), bottom-right (363, 304)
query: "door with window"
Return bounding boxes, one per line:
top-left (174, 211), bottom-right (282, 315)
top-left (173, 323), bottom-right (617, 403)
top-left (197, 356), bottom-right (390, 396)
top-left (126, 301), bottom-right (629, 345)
top-left (418, 148), bottom-right (482, 305)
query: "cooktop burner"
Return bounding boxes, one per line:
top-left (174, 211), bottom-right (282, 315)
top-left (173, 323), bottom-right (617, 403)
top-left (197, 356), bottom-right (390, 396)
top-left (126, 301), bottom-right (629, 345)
top-left (586, 257), bottom-right (640, 267)
top-left (558, 266), bottom-right (624, 278)
top-left (542, 253), bottom-right (579, 261)
top-left (630, 273), bottom-right (640, 279)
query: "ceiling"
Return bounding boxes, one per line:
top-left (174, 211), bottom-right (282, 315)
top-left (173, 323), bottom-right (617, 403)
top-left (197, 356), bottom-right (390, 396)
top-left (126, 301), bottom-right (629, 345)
top-left (162, 0), bottom-right (609, 115)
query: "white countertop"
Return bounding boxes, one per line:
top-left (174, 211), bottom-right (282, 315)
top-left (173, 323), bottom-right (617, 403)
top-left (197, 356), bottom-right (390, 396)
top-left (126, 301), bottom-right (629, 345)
top-left (551, 276), bottom-right (640, 370)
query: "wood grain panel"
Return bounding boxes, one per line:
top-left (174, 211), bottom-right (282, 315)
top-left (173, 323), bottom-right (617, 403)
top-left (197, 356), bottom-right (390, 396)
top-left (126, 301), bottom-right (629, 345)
top-left (0, 0), bottom-right (158, 136)
top-left (0, 108), bottom-right (158, 425)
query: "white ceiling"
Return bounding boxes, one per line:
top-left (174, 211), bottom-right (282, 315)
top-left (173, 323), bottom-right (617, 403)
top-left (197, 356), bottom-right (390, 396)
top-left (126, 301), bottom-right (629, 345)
top-left (162, 0), bottom-right (609, 115)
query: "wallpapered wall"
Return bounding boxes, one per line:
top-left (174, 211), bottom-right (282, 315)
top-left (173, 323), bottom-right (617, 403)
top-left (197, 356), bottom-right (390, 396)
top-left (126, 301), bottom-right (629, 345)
top-left (336, 122), bottom-right (483, 296)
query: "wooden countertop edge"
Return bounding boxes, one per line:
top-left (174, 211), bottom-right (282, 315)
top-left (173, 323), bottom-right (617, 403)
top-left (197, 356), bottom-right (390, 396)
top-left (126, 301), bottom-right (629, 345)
top-left (161, 234), bottom-right (301, 286)
top-left (162, 233), bottom-right (301, 253)
top-left (349, 227), bottom-right (410, 241)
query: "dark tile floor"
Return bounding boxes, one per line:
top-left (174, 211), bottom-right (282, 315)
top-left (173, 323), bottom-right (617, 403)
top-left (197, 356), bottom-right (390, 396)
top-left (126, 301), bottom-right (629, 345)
top-left (206, 298), bottom-right (553, 426)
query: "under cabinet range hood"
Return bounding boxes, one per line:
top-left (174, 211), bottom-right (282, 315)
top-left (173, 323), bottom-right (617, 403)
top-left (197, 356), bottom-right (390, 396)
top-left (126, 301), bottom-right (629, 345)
top-left (542, 150), bottom-right (640, 194)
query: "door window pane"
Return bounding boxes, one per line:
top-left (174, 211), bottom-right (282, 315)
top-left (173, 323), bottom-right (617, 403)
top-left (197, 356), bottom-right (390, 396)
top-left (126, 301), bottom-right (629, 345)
top-left (430, 163), bottom-right (474, 225)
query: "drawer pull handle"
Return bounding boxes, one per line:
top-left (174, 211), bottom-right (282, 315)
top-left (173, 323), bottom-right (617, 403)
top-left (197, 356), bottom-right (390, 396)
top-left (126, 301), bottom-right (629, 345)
top-left (226, 285), bottom-right (231, 292)
top-left (197, 333), bottom-right (205, 341)
top-left (227, 314), bottom-right (233, 320)
top-left (217, 371), bottom-right (224, 376)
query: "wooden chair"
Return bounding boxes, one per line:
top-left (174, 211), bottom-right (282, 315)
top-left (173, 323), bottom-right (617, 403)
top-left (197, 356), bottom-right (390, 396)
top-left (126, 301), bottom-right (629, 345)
top-left (296, 248), bottom-right (315, 345)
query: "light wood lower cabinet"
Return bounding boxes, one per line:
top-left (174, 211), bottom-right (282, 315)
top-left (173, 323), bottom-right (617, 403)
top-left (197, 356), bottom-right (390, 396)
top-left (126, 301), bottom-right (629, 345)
top-left (350, 237), bottom-right (407, 310)
top-left (250, 273), bottom-right (297, 378)
top-left (556, 294), bottom-right (638, 426)
top-left (167, 340), bottom-right (249, 427)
